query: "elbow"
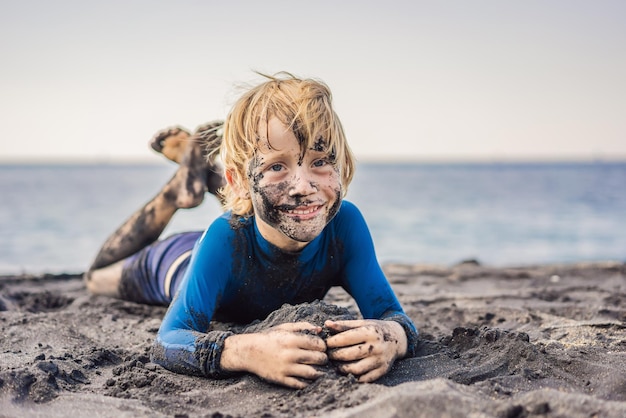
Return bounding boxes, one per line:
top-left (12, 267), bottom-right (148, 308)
top-left (149, 335), bottom-right (169, 369)
top-left (149, 334), bottom-right (205, 377)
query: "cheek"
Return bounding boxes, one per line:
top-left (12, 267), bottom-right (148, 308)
top-left (252, 180), bottom-right (289, 203)
top-left (322, 170), bottom-right (342, 195)
top-left (325, 170), bottom-right (343, 219)
top-left (250, 181), bottom-right (290, 224)
top-left (246, 159), bottom-right (264, 190)
top-left (327, 188), bottom-right (342, 220)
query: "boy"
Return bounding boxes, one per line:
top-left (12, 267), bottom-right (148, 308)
top-left (85, 73), bottom-right (418, 389)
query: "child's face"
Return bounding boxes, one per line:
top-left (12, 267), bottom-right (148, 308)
top-left (246, 117), bottom-right (342, 251)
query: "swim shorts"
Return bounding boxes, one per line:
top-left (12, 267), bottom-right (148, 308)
top-left (118, 231), bottom-right (203, 305)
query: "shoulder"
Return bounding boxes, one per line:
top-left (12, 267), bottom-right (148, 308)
top-left (338, 199), bottom-right (359, 214)
top-left (206, 212), bottom-right (253, 234)
top-left (332, 200), bottom-right (367, 228)
top-left (195, 212), bottom-right (254, 250)
top-left (325, 200), bottom-right (373, 246)
top-left (329, 200), bottom-right (372, 249)
top-left (335, 200), bottom-right (363, 219)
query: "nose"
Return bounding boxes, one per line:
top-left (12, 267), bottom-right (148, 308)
top-left (288, 168), bottom-right (318, 197)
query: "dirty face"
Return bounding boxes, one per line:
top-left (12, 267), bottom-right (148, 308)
top-left (247, 117), bottom-right (342, 252)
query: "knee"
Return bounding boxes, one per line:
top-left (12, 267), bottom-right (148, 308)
top-left (83, 263), bottom-right (123, 297)
top-left (83, 270), bottom-right (97, 294)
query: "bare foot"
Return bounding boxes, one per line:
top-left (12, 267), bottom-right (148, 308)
top-left (164, 136), bottom-right (212, 209)
top-left (151, 121), bottom-right (226, 204)
top-left (150, 126), bottom-right (191, 164)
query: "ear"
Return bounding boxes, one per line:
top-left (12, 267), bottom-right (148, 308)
top-left (225, 168), bottom-right (250, 199)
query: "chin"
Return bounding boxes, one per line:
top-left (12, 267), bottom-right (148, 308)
top-left (279, 220), bottom-right (326, 244)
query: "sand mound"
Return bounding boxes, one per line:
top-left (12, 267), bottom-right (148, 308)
top-left (1, 262), bottom-right (625, 417)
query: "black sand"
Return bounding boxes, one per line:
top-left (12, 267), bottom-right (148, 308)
top-left (1, 261), bottom-right (625, 417)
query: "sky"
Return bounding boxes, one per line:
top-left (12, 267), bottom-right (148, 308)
top-left (1, 0), bottom-right (625, 163)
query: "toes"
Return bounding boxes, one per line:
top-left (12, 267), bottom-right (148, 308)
top-left (194, 120), bottom-right (224, 160)
top-left (150, 126), bottom-right (190, 154)
top-left (194, 120), bottom-right (224, 137)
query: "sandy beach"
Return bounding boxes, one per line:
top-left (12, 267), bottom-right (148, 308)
top-left (1, 261), bottom-right (625, 417)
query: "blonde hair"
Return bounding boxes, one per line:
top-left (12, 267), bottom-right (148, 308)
top-left (219, 72), bottom-right (355, 216)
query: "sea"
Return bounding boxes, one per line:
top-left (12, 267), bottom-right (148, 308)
top-left (1, 161), bottom-right (625, 275)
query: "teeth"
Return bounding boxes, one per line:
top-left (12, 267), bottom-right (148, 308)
top-left (287, 206), bottom-right (318, 215)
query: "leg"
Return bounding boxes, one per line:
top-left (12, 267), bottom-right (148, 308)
top-left (85, 260), bottom-right (125, 297)
top-left (151, 121), bottom-right (226, 200)
top-left (84, 133), bottom-right (214, 295)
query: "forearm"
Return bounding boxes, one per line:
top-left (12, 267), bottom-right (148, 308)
top-left (381, 311), bottom-right (419, 357)
top-left (383, 319), bottom-right (409, 359)
top-left (220, 333), bottom-right (259, 374)
top-left (151, 329), bottom-right (234, 378)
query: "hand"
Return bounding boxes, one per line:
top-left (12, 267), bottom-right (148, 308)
top-left (325, 319), bottom-right (408, 383)
top-left (221, 322), bottom-right (328, 389)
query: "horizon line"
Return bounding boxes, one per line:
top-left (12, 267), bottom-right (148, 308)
top-left (1, 155), bottom-right (626, 166)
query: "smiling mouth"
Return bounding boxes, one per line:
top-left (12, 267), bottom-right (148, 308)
top-left (283, 205), bottom-right (322, 216)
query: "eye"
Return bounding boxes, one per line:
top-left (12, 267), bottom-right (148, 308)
top-left (312, 159), bottom-right (328, 168)
top-left (269, 163), bottom-right (283, 172)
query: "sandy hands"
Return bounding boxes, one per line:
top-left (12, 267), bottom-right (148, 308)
top-left (221, 322), bottom-right (328, 389)
top-left (325, 319), bottom-right (408, 383)
top-left (222, 319), bottom-right (408, 388)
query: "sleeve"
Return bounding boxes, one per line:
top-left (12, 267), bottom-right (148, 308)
top-left (336, 201), bottom-right (419, 357)
top-left (150, 217), bottom-right (236, 378)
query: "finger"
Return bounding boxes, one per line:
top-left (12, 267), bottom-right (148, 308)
top-left (295, 334), bottom-right (327, 352)
top-left (294, 349), bottom-right (328, 366)
top-left (288, 363), bottom-right (325, 381)
top-left (325, 319), bottom-right (368, 333)
top-left (357, 366), bottom-right (388, 383)
top-left (326, 327), bottom-right (372, 349)
top-left (336, 356), bottom-right (382, 378)
top-left (328, 344), bottom-right (373, 362)
top-left (276, 321), bottom-right (322, 333)
top-left (282, 376), bottom-right (309, 389)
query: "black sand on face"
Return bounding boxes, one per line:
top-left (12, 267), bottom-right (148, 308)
top-left (1, 262), bottom-right (625, 417)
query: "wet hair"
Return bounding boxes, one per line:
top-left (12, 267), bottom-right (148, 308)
top-left (220, 72), bottom-right (355, 216)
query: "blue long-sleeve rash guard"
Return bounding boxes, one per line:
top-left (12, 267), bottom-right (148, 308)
top-left (151, 200), bottom-right (418, 377)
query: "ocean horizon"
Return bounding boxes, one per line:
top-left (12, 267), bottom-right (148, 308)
top-left (1, 161), bottom-right (625, 275)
